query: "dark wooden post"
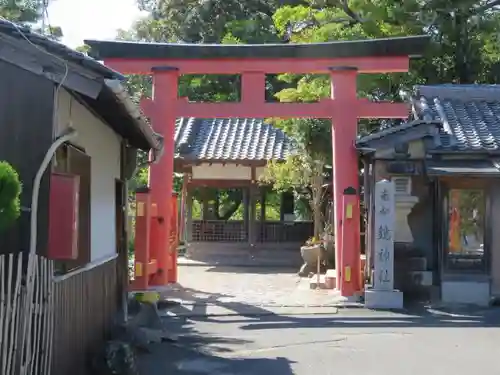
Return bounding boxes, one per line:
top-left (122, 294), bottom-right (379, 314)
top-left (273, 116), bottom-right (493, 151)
top-left (243, 187), bottom-right (250, 241)
top-left (260, 187), bottom-right (266, 243)
top-left (248, 185), bottom-right (257, 245)
top-left (185, 187), bottom-right (193, 242)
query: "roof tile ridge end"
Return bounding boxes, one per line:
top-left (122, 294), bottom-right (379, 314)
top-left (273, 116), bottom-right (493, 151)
top-left (432, 97), bottom-right (456, 147)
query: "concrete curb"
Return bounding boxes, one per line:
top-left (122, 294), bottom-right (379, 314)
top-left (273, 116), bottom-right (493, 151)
top-left (158, 301), bottom-right (365, 318)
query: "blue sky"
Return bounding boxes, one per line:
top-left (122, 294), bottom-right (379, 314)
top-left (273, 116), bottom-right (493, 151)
top-left (48, 0), bottom-right (147, 48)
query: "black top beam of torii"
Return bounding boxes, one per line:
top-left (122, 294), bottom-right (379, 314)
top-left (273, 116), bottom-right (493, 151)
top-left (84, 35), bottom-right (430, 60)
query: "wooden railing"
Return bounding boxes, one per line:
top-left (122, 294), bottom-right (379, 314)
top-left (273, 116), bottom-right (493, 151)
top-left (258, 221), bottom-right (313, 243)
top-left (192, 220), bottom-right (247, 242)
top-left (191, 220), bottom-right (313, 243)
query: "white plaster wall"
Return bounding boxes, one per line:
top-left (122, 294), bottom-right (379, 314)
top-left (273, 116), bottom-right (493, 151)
top-left (56, 89), bottom-right (121, 261)
top-left (408, 140), bottom-right (425, 158)
top-left (192, 163), bottom-right (251, 180)
top-left (255, 167), bottom-right (266, 180)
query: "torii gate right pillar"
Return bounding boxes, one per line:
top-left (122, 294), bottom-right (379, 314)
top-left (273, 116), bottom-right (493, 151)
top-left (330, 67), bottom-right (361, 296)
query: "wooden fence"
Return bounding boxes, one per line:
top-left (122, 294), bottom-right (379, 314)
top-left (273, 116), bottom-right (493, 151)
top-left (0, 252), bottom-right (54, 375)
top-left (51, 257), bottom-right (119, 375)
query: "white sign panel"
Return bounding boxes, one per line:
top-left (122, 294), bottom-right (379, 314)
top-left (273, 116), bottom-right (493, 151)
top-left (373, 179), bottom-right (396, 291)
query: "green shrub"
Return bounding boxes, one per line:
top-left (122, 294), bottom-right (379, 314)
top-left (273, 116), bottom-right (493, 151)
top-left (0, 161), bottom-right (21, 232)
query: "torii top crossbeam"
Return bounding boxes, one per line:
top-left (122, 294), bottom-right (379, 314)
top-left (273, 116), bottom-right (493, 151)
top-left (85, 35), bottom-right (430, 298)
top-left (86, 35), bottom-right (428, 74)
top-left (86, 36), bottom-right (428, 119)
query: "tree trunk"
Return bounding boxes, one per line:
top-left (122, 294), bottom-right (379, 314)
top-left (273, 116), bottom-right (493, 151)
top-left (311, 185), bottom-right (323, 239)
top-left (311, 169), bottom-right (324, 239)
top-left (313, 204), bottom-right (322, 238)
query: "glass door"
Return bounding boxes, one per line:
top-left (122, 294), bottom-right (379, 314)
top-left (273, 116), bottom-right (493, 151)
top-left (443, 187), bottom-right (488, 274)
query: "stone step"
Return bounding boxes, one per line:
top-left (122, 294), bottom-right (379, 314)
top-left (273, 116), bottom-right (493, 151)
top-left (409, 270), bottom-right (433, 287)
top-left (309, 274), bottom-right (327, 289)
top-left (325, 269), bottom-right (337, 289)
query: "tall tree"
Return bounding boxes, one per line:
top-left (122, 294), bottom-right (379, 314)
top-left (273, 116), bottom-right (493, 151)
top-left (118, 0), bottom-right (500, 231)
top-left (0, 0), bottom-right (44, 22)
top-left (254, 0), bottom-right (500, 236)
top-left (0, 0), bottom-right (62, 38)
top-left (116, 0), bottom-right (304, 202)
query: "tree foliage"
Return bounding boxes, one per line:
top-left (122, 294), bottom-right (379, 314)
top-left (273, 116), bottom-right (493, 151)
top-left (260, 152), bottom-right (327, 237)
top-left (0, 161), bottom-right (21, 231)
top-left (0, 0), bottom-right (44, 23)
top-left (0, 0), bottom-right (62, 37)
top-left (117, 0), bottom-right (500, 226)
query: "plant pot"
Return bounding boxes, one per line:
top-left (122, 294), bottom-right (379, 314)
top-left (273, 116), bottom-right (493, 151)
top-left (300, 244), bottom-right (323, 263)
top-left (298, 244), bottom-right (325, 277)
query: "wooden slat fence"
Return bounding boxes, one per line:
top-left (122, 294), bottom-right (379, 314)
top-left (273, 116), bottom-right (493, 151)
top-left (0, 252), bottom-right (54, 375)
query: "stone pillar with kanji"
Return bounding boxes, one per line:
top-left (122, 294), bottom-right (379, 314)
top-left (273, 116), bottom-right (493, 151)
top-left (365, 179), bottom-right (404, 309)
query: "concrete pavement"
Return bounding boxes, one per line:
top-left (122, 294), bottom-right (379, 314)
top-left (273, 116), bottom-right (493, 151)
top-left (160, 264), bottom-right (353, 310)
top-left (139, 307), bottom-right (500, 375)
top-left (137, 263), bottom-right (500, 375)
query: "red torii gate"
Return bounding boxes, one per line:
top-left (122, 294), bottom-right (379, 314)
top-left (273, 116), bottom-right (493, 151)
top-left (86, 36), bottom-right (428, 297)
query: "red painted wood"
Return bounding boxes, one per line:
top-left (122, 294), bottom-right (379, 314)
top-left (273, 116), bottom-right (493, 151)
top-left (241, 72), bottom-right (265, 104)
top-left (330, 69), bottom-right (361, 298)
top-left (168, 193), bottom-right (179, 283)
top-left (140, 97), bottom-right (408, 119)
top-left (47, 173), bottom-right (79, 260)
top-left (124, 48), bottom-right (415, 297)
top-left (148, 69), bottom-right (178, 286)
top-left (148, 203), bottom-right (161, 285)
top-left (103, 56), bottom-right (409, 75)
top-left (340, 194), bottom-right (362, 295)
top-left (130, 191), bottom-right (151, 291)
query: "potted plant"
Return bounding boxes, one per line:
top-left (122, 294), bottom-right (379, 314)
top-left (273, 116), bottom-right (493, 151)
top-left (298, 236), bottom-right (325, 276)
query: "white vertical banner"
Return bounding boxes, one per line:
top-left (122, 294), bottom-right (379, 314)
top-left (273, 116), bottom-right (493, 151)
top-left (373, 179), bottom-right (396, 291)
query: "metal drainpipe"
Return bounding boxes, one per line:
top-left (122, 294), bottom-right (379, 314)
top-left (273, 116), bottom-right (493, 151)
top-left (20, 128), bottom-right (78, 375)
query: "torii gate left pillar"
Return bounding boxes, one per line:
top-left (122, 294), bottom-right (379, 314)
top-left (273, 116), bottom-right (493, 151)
top-left (90, 35), bottom-right (429, 297)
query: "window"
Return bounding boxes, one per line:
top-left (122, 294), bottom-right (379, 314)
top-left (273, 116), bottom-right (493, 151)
top-left (445, 188), bottom-right (486, 272)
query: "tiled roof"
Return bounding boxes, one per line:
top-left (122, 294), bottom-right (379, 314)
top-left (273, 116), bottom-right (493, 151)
top-left (175, 118), bottom-right (293, 161)
top-left (356, 120), bottom-right (433, 145)
top-left (413, 85), bottom-right (500, 152)
top-left (0, 20), bottom-right (160, 151)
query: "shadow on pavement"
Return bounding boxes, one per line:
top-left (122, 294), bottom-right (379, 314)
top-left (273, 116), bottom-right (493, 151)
top-left (161, 286), bottom-right (298, 317)
top-left (140, 287), bottom-right (500, 374)
top-left (160, 286), bottom-right (500, 330)
top-left (162, 315), bottom-right (251, 353)
top-left (235, 306), bottom-right (500, 330)
top-left (138, 341), bottom-right (295, 375)
top-left (137, 300), bottom-right (295, 375)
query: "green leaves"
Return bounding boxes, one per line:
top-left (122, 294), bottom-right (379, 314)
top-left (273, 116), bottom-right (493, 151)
top-left (0, 0), bottom-right (41, 23)
top-left (0, 161), bottom-right (21, 232)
